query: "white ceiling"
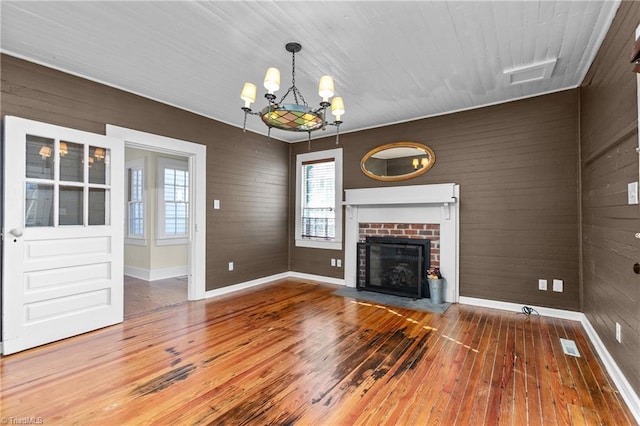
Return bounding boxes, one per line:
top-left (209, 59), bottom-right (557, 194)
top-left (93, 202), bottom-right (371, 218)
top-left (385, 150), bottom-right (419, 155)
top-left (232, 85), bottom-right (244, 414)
top-left (0, 1), bottom-right (621, 143)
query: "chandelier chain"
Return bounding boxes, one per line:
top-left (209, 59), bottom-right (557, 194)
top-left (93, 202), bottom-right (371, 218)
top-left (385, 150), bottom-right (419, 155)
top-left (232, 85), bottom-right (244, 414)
top-left (278, 48), bottom-right (308, 107)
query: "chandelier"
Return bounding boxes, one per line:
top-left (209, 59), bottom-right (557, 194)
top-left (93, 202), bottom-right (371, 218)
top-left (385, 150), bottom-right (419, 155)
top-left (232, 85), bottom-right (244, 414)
top-left (240, 42), bottom-right (345, 145)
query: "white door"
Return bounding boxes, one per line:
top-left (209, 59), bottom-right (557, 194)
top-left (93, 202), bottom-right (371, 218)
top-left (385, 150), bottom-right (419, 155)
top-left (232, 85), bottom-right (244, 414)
top-left (2, 116), bottom-right (124, 355)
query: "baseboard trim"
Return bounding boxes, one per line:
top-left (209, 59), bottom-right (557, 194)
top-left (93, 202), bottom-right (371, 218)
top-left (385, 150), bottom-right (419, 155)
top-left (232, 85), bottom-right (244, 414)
top-left (580, 316), bottom-right (640, 423)
top-left (458, 296), bottom-right (583, 321)
top-left (459, 296), bottom-right (640, 422)
top-left (124, 265), bottom-right (188, 281)
top-left (204, 272), bottom-right (344, 299)
top-left (205, 272), bottom-right (290, 299)
top-left (124, 266), bottom-right (149, 280)
top-left (287, 271), bottom-right (346, 286)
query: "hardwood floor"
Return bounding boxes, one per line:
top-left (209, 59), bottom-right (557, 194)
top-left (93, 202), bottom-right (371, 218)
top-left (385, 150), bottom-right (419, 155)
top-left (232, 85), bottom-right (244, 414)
top-left (1, 279), bottom-right (636, 425)
top-left (124, 275), bottom-right (187, 319)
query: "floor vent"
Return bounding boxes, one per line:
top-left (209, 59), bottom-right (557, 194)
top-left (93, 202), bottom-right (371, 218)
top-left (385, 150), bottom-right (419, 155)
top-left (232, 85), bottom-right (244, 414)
top-left (560, 338), bottom-right (581, 357)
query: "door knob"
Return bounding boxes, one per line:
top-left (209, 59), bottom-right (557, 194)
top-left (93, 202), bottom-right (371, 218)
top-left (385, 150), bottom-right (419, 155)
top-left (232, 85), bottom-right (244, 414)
top-left (9, 228), bottom-right (23, 237)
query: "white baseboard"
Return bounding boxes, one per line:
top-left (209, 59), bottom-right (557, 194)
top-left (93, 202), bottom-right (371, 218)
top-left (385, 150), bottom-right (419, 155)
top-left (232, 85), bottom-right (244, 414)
top-left (204, 271), bottom-right (344, 299)
top-left (458, 296), bottom-right (584, 321)
top-left (124, 266), bottom-right (149, 280)
top-left (287, 271), bottom-right (345, 286)
top-left (580, 316), bottom-right (640, 423)
top-left (459, 296), bottom-right (639, 422)
top-left (205, 272), bottom-right (290, 298)
top-left (124, 265), bottom-right (188, 281)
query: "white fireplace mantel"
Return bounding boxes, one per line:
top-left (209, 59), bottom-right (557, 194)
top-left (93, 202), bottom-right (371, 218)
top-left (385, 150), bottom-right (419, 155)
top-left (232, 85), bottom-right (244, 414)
top-left (343, 183), bottom-right (460, 303)
top-left (344, 183), bottom-right (457, 206)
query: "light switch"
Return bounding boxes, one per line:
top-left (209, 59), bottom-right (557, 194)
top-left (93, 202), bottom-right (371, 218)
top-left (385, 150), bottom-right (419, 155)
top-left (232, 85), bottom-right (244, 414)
top-left (214, 199), bottom-right (220, 209)
top-left (628, 182), bottom-right (638, 205)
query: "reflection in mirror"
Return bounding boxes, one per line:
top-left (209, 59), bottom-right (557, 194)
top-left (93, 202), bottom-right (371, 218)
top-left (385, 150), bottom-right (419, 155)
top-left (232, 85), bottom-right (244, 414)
top-left (361, 142), bottom-right (436, 181)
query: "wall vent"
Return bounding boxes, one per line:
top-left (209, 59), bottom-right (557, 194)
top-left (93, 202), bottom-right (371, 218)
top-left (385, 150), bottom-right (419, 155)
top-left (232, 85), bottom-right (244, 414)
top-left (503, 58), bottom-right (557, 85)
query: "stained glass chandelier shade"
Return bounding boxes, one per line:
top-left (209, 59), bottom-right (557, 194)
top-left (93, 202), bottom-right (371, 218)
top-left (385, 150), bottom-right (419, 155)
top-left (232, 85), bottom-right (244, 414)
top-left (241, 42), bottom-right (345, 143)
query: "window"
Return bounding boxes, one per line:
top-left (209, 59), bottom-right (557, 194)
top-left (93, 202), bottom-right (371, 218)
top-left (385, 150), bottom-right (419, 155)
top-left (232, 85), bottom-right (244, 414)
top-left (157, 157), bottom-right (189, 245)
top-left (295, 148), bottom-right (343, 250)
top-left (125, 158), bottom-right (145, 245)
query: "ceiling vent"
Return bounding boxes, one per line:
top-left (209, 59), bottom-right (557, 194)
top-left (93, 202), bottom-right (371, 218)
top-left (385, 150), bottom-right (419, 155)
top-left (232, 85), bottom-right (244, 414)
top-left (503, 58), bottom-right (557, 85)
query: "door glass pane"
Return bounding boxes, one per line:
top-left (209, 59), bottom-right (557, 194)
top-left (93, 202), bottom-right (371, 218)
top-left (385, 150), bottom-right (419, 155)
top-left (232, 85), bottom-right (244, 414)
top-left (89, 146), bottom-right (109, 184)
top-left (26, 135), bottom-right (54, 180)
top-left (25, 183), bottom-right (53, 227)
top-left (60, 141), bottom-right (84, 182)
top-left (59, 186), bottom-right (83, 226)
top-left (89, 188), bottom-right (108, 225)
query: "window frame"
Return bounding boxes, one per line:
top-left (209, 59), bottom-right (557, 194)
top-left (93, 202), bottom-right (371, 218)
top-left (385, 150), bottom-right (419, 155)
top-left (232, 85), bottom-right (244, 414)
top-left (295, 148), bottom-right (343, 250)
top-left (156, 156), bottom-right (189, 246)
top-left (124, 157), bottom-right (146, 246)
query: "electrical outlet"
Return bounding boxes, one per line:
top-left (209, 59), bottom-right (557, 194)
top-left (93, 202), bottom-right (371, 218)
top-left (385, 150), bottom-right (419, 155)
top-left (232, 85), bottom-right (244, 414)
top-left (228, 261), bottom-right (234, 271)
top-left (538, 279), bottom-right (547, 291)
top-left (616, 322), bottom-right (622, 343)
top-left (330, 258), bottom-right (336, 267)
top-left (337, 259), bottom-right (342, 268)
top-left (552, 279), bottom-right (563, 292)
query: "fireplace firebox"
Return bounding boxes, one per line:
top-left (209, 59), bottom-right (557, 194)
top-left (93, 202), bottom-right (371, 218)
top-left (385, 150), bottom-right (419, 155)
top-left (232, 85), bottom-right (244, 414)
top-left (357, 237), bottom-right (430, 299)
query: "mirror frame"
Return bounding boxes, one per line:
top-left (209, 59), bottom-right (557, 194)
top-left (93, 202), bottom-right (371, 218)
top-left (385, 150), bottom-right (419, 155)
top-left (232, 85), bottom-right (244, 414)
top-left (360, 141), bottom-right (436, 182)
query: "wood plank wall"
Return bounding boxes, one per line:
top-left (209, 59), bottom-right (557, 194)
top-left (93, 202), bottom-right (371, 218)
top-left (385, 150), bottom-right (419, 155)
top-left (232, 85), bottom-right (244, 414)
top-left (580, 1), bottom-right (640, 396)
top-left (290, 90), bottom-right (580, 310)
top-left (0, 55), bottom-right (290, 291)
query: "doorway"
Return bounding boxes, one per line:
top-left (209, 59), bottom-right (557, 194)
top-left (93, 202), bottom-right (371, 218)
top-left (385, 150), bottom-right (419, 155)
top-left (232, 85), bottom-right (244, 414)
top-left (123, 148), bottom-right (190, 317)
top-left (106, 125), bottom-right (206, 311)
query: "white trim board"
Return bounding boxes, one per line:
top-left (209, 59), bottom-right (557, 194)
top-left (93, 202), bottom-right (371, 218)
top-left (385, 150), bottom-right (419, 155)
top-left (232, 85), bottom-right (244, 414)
top-left (287, 272), bottom-right (345, 286)
top-left (459, 296), bottom-right (583, 321)
top-left (460, 296), bottom-right (640, 423)
top-left (205, 272), bottom-right (290, 299)
top-left (106, 124), bottom-right (207, 301)
top-left (581, 316), bottom-right (640, 423)
top-left (124, 266), bottom-right (188, 282)
top-left (204, 271), bottom-right (345, 300)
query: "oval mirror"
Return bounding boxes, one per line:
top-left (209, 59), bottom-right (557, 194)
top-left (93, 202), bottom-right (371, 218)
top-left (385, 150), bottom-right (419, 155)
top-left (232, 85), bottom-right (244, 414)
top-left (361, 142), bottom-right (436, 181)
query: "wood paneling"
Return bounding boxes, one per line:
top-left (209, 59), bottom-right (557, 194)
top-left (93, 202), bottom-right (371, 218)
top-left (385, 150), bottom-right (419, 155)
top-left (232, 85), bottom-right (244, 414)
top-left (580, 1), bottom-right (640, 397)
top-left (0, 279), bottom-right (635, 424)
top-left (291, 91), bottom-right (580, 310)
top-left (0, 54), bottom-right (290, 291)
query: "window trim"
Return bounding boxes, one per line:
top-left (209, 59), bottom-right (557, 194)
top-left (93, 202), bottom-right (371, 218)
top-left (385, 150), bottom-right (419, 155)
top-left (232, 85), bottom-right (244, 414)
top-left (295, 148), bottom-right (343, 250)
top-left (125, 157), bottom-right (146, 246)
top-left (156, 156), bottom-right (189, 245)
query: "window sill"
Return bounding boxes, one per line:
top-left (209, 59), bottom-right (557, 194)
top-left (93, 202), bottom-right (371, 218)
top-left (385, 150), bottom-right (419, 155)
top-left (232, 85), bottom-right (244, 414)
top-left (295, 238), bottom-right (342, 251)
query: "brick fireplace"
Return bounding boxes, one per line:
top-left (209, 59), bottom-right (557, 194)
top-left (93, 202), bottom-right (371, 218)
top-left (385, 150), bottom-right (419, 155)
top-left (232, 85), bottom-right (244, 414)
top-left (359, 223), bottom-right (440, 268)
top-left (344, 183), bottom-right (460, 303)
